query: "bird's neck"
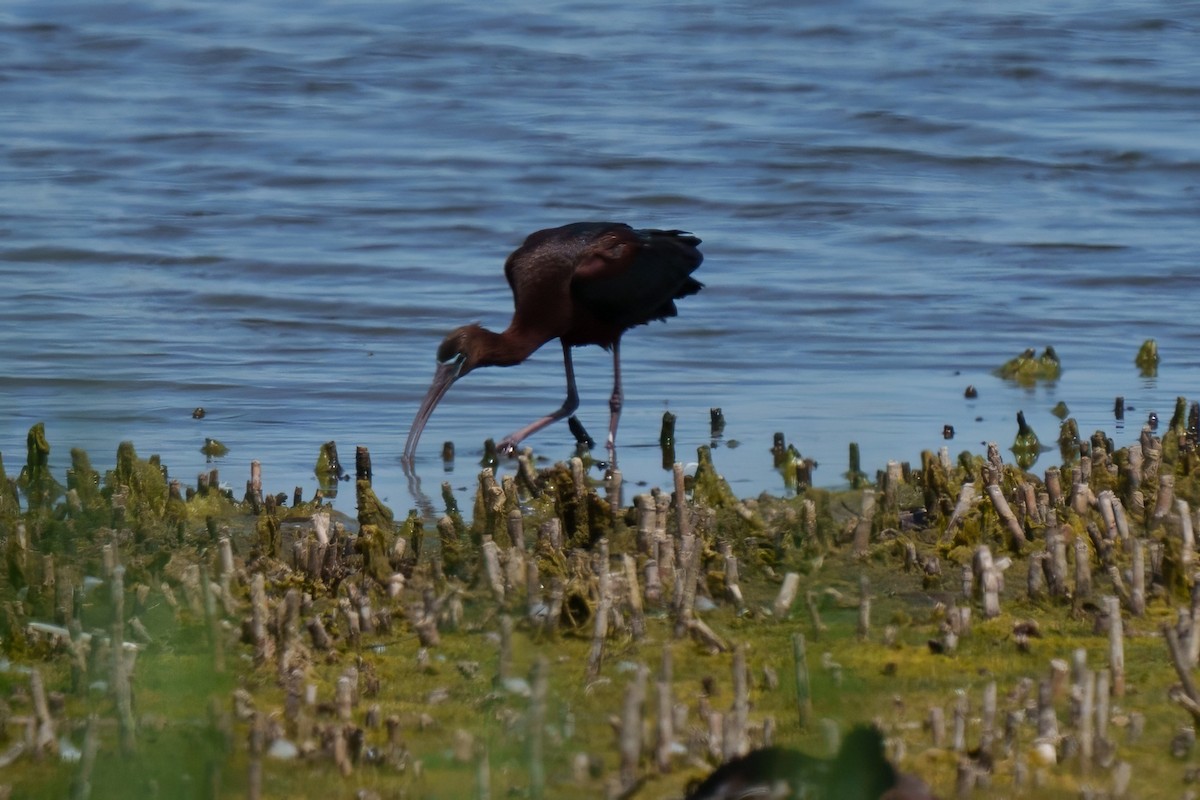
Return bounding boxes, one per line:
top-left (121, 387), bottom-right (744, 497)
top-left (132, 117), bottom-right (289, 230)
top-left (471, 326), bottom-right (544, 367)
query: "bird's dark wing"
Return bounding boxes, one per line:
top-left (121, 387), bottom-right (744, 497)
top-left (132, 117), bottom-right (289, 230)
top-left (570, 226), bottom-right (703, 330)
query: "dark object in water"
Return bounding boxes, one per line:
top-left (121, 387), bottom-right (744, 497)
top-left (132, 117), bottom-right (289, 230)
top-left (710, 407), bottom-right (726, 436)
top-left (683, 726), bottom-right (938, 800)
top-left (403, 222), bottom-right (703, 463)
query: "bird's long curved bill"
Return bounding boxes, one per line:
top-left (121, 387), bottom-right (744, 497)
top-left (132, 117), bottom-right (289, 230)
top-left (403, 362), bottom-right (459, 462)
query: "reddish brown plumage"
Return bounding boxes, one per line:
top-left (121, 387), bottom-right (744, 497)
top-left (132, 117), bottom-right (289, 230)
top-left (403, 221), bottom-right (703, 462)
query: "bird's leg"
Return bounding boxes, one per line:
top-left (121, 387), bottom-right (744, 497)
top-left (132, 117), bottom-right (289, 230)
top-left (496, 341), bottom-right (581, 455)
top-left (606, 339), bottom-right (624, 464)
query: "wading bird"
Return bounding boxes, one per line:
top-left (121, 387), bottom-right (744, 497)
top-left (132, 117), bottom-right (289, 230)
top-left (684, 726), bottom-right (939, 800)
top-left (402, 222), bottom-right (703, 464)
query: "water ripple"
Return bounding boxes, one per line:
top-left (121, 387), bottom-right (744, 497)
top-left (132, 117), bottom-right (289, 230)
top-left (2, 0), bottom-right (1199, 509)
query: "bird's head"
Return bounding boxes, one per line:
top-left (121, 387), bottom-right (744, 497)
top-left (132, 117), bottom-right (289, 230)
top-left (434, 324), bottom-right (486, 377)
top-left (403, 324), bottom-right (485, 462)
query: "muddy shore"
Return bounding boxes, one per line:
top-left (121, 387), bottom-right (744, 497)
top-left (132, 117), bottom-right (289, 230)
top-left (3, 398), bottom-right (1200, 799)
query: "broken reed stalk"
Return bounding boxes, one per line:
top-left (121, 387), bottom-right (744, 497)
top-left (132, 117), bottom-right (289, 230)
top-left (200, 562), bottom-right (224, 673)
top-left (1074, 537), bottom-right (1092, 602)
top-left (1107, 595), bottom-right (1125, 697)
top-left (623, 554), bottom-right (646, 640)
top-left (327, 707), bottom-right (353, 773)
top-left (635, 494), bottom-right (655, 554)
top-left (1096, 669), bottom-right (1111, 742)
top-left (724, 551), bottom-right (745, 611)
top-left (412, 588), bottom-right (441, 647)
top-left (1078, 668), bottom-right (1095, 773)
top-left (585, 554), bottom-right (611, 683)
top-left (952, 689), bottom-right (967, 752)
top-left (674, 533), bottom-right (702, 638)
top-left (984, 480), bottom-right (1028, 549)
top-left (1165, 624), bottom-right (1200, 727)
top-left (30, 668), bottom-right (56, 757)
top-left (944, 482), bottom-right (977, 538)
top-left (111, 564), bottom-right (136, 754)
top-left (69, 715), bottom-right (99, 800)
top-left (525, 560), bottom-right (542, 623)
top-left (928, 706), bottom-right (945, 748)
top-left (498, 614), bottom-right (513, 684)
top-left (545, 577), bottom-right (564, 638)
top-left (218, 535), bottom-right (235, 603)
top-left (791, 632), bottom-right (812, 729)
top-left (726, 643), bottom-right (749, 760)
top-left (884, 460), bottom-right (902, 509)
top-left (805, 590), bottom-right (827, 639)
top-left (980, 680), bottom-right (997, 757)
top-left (857, 574), bottom-right (871, 641)
top-left (1098, 490), bottom-right (1119, 540)
top-left (247, 712), bottom-right (264, 800)
top-left (1045, 466), bottom-right (1063, 507)
top-left (619, 664), bottom-right (649, 792)
top-left (607, 467), bottom-right (623, 520)
top-left (852, 489), bottom-right (874, 555)
top-left (656, 644), bottom-right (674, 774)
top-left (673, 462), bottom-right (689, 539)
top-left (529, 656), bottom-right (548, 800)
top-left (476, 746), bottom-right (491, 800)
top-left (774, 572), bottom-right (801, 618)
top-left (1189, 580), bottom-right (1200, 668)
top-left (481, 540), bottom-right (505, 604)
top-left (1180, 499), bottom-right (1196, 573)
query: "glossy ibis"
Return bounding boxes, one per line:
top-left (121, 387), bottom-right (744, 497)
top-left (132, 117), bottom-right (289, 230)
top-left (684, 726), bottom-right (939, 800)
top-left (402, 222), bottom-right (703, 463)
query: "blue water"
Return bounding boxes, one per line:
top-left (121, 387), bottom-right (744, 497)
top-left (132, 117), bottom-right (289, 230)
top-left (2, 0), bottom-right (1199, 513)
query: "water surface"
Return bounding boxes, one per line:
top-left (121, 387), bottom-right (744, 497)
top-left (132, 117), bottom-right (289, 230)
top-left (2, 0), bottom-right (1198, 511)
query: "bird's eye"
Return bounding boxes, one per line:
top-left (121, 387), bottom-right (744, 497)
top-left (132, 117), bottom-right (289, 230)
top-left (438, 351), bottom-right (464, 367)
top-left (436, 341), bottom-right (462, 364)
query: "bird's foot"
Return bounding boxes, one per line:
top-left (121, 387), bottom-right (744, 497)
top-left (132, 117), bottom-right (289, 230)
top-left (495, 437), bottom-right (521, 458)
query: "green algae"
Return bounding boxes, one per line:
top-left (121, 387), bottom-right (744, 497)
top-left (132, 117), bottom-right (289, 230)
top-left (18, 422), bottom-right (61, 513)
top-left (355, 477), bottom-right (395, 534)
top-left (0, 451), bottom-right (21, 524)
top-left (255, 507), bottom-right (281, 558)
top-left (313, 440), bottom-right (345, 492)
top-left (692, 445), bottom-right (738, 510)
top-left (400, 508), bottom-right (425, 568)
top-left (1136, 338), bottom-right (1159, 377)
top-left (201, 437), bottom-right (229, 458)
top-left (1057, 417), bottom-right (1081, 464)
top-left (1010, 410), bottom-right (1048, 470)
top-left (844, 441), bottom-right (869, 489)
top-left (109, 441), bottom-right (170, 531)
top-left (66, 447), bottom-right (108, 528)
top-left (995, 345), bottom-right (1061, 386)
